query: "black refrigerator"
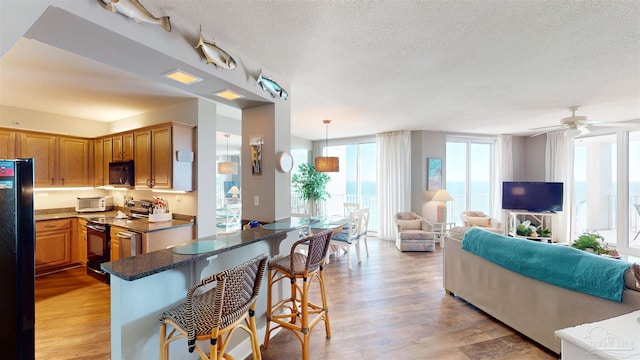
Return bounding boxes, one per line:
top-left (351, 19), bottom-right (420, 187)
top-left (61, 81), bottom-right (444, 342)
top-left (0, 159), bottom-right (35, 359)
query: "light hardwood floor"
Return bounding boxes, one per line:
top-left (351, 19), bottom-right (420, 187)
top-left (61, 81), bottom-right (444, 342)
top-left (35, 237), bottom-right (558, 359)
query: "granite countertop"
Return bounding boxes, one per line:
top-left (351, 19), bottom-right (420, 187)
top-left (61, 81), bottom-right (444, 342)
top-left (35, 210), bottom-right (194, 233)
top-left (101, 227), bottom-right (288, 281)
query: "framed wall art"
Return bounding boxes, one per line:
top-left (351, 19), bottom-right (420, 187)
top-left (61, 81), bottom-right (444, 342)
top-left (250, 135), bottom-right (263, 176)
top-left (427, 157), bottom-right (442, 190)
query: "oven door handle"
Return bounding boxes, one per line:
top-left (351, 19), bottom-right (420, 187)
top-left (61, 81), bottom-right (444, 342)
top-left (87, 224), bottom-right (106, 232)
top-left (87, 266), bottom-right (107, 276)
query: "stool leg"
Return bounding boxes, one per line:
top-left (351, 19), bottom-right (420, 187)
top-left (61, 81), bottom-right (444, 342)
top-left (159, 323), bottom-right (166, 360)
top-left (263, 268), bottom-right (274, 350)
top-left (290, 277), bottom-right (298, 324)
top-left (301, 276), bottom-right (310, 360)
top-left (248, 305), bottom-right (262, 360)
top-left (318, 268), bottom-right (331, 338)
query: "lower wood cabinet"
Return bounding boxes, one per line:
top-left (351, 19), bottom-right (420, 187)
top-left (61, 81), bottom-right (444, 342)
top-left (110, 225), bottom-right (128, 262)
top-left (35, 218), bottom-right (78, 276)
top-left (77, 218), bottom-right (87, 266)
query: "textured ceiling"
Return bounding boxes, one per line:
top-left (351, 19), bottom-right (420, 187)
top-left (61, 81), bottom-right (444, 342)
top-left (1, 1), bottom-right (639, 141)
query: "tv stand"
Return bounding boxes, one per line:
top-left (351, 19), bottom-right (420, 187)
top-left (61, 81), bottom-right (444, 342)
top-left (507, 211), bottom-right (556, 243)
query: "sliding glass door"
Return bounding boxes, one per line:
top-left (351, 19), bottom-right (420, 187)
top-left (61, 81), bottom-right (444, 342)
top-left (446, 138), bottom-right (495, 225)
top-left (322, 141), bottom-right (378, 232)
top-left (629, 131), bottom-right (640, 249)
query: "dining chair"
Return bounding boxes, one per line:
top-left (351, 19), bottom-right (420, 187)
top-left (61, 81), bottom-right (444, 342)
top-left (158, 253), bottom-right (269, 360)
top-left (343, 202), bottom-right (360, 216)
top-left (326, 208), bottom-right (368, 269)
top-left (263, 229), bottom-right (333, 360)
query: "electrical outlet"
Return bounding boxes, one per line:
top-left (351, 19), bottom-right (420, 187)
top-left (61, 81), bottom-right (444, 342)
top-left (175, 196), bottom-right (181, 202)
top-left (254, 196), bottom-right (259, 206)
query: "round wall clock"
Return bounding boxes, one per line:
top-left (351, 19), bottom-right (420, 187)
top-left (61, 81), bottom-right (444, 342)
top-left (276, 151), bottom-right (294, 173)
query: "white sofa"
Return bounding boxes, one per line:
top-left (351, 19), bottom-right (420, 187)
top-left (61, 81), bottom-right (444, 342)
top-left (443, 234), bottom-right (640, 354)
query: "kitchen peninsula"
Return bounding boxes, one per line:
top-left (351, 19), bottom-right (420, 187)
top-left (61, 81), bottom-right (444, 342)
top-left (101, 218), bottom-right (310, 360)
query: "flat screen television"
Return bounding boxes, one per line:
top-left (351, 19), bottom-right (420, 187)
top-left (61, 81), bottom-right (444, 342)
top-left (501, 181), bottom-right (564, 212)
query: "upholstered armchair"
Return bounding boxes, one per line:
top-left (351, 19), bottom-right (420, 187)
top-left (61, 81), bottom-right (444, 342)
top-left (395, 212), bottom-right (436, 252)
top-left (460, 210), bottom-right (503, 233)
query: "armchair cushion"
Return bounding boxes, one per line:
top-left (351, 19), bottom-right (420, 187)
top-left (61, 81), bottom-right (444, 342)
top-left (466, 216), bottom-right (491, 227)
top-left (397, 219), bottom-right (422, 230)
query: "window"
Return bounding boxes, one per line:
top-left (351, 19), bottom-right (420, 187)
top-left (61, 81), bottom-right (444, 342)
top-left (446, 138), bottom-right (495, 225)
top-left (322, 141), bottom-right (378, 232)
top-left (573, 134), bottom-right (617, 244)
top-left (629, 131), bottom-right (640, 250)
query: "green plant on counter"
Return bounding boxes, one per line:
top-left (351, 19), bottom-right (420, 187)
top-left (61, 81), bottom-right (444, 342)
top-left (571, 233), bottom-right (606, 254)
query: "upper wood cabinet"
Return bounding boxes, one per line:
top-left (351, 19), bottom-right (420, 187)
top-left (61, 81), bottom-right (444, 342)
top-left (18, 132), bottom-right (90, 187)
top-left (112, 132), bottom-right (134, 161)
top-left (0, 129), bottom-right (16, 159)
top-left (134, 123), bottom-right (194, 191)
top-left (59, 136), bottom-right (90, 186)
top-left (19, 132), bottom-right (57, 187)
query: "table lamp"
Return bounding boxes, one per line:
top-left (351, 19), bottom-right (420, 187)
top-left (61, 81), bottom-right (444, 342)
top-left (228, 186), bottom-right (241, 204)
top-left (431, 189), bottom-right (453, 223)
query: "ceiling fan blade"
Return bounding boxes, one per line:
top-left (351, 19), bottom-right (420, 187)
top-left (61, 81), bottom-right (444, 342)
top-left (589, 122), bottom-right (638, 128)
top-left (529, 124), bottom-right (566, 131)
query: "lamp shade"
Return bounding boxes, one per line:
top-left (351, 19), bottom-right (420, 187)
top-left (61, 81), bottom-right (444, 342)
top-left (315, 156), bottom-right (339, 172)
top-left (227, 186), bottom-right (241, 195)
top-left (431, 189), bottom-right (453, 202)
top-left (217, 161), bottom-right (238, 174)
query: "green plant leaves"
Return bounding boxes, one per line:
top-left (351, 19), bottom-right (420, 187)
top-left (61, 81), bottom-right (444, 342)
top-left (291, 163), bottom-right (331, 202)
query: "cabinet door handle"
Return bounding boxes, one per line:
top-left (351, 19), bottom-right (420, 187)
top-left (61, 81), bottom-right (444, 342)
top-left (51, 177), bottom-right (54, 185)
top-left (61, 178), bottom-right (65, 185)
top-left (44, 225), bottom-right (56, 228)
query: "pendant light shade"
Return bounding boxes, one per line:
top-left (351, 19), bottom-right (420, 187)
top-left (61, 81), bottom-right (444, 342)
top-left (315, 119), bottom-right (339, 172)
top-left (218, 133), bottom-right (238, 175)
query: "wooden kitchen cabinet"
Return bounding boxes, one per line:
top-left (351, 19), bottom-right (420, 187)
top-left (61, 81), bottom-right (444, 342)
top-left (93, 137), bottom-right (113, 186)
top-left (0, 129), bottom-right (16, 158)
top-left (36, 218), bottom-right (78, 276)
top-left (59, 136), bottom-right (90, 186)
top-left (134, 123), bottom-right (194, 191)
top-left (112, 132), bottom-right (134, 161)
top-left (19, 131), bottom-right (90, 187)
top-left (19, 132), bottom-right (56, 187)
top-left (77, 218), bottom-right (87, 266)
top-left (110, 225), bottom-right (128, 262)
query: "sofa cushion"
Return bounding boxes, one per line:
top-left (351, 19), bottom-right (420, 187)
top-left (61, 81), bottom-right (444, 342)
top-left (467, 216), bottom-right (491, 227)
top-left (397, 219), bottom-right (422, 230)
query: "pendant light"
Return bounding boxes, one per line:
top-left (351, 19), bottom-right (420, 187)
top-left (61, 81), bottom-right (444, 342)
top-left (217, 133), bottom-right (238, 174)
top-left (314, 119), bottom-right (339, 172)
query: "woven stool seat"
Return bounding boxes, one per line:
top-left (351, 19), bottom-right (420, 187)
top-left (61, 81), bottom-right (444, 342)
top-left (263, 229), bottom-right (333, 360)
top-left (159, 253), bottom-right (268, 360)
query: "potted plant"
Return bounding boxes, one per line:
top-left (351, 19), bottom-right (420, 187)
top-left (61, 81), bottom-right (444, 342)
top-left (571, 233), bottom-right (606, 254)
top-left (291, 163), bottom-right (331, 216)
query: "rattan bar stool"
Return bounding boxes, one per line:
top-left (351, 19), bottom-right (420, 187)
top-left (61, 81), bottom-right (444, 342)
top-left (158, 253), bottom-right (269, 360)
top-left (263, 229), bottom-right (333, 360)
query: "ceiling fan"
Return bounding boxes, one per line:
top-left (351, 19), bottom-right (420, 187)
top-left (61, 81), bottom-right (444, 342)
top-left (529, 106), bottom-right (635, 138)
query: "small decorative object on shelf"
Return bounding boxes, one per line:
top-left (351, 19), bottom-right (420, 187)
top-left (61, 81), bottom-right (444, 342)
top-left (97, 0), bottom-right (171, 32)
top-left (196, 25), bottom-right (237, 70)
top-left (256, 69), bottom-right (288, 100)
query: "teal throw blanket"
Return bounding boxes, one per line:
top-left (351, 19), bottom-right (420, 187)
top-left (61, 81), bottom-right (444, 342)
top-left (461, 228), bottom-right (630, 302)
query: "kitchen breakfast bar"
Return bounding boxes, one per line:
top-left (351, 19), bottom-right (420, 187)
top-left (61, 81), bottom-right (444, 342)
top-left (101, 217), bottom-right (322, 360)
top-left (101, 217), bottom-right (344, 360)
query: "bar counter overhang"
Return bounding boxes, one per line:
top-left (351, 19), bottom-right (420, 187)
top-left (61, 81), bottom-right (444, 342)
top-left (102, 220), bottom-right (307, 359)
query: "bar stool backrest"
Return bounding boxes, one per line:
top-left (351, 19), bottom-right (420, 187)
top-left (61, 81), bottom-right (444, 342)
top-left (300, 229), bottom-right (333, 273)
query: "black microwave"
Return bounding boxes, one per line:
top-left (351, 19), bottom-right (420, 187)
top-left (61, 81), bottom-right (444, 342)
top-left (109, 160), bottom-right (134, 186)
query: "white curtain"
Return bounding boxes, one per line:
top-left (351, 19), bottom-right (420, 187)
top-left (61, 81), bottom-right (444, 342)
top-left (545, 131), bottom-right (574, 243)
top-left (493, 135), bottom-right (513, 225)
top-left (377, 131), bottom-right (411, 241)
